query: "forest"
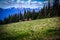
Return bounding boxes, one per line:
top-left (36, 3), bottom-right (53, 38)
top-left (0, 0), bottom-right (60, 25)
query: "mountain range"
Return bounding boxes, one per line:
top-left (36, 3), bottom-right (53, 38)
top-left (0, 7), bottom-right (41, 20)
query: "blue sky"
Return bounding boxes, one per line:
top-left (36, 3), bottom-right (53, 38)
top-left (0, 0), bottom-right (48, 20)
top-left (0, 0), bottom-right (48, 9)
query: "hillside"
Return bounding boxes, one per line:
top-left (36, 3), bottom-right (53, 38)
top-left (0, 17), bottom-right (60, 40)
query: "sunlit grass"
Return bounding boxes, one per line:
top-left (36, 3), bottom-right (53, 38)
top-left (0, 17), bottom-right (60, 40)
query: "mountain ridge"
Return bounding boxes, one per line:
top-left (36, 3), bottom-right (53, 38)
top-left (0, 7), bottom-right (40, 20)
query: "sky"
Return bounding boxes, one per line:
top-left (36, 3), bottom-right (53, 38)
top-left (0, 0), bottom-right (60, 20)
top-left (0, 0), bottom-right (48, 20)
top-left (0, 0), bottom-right (48, 9)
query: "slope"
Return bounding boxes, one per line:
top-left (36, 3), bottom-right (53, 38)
top-left (0, 17), bottom-right (60, 40)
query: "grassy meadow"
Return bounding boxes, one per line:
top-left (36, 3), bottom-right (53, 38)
top-left (0, 17), bottom-right (60, 40)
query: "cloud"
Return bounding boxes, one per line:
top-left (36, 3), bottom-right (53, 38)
top-left (0, 0), bottom-right (47, 9)
top-left (38, 2), bottom-right (43, 4)
top-left (17, 0), bottom-right (20, 3)
top-left (0, 0), bottom-right (16, 8)
top-left (20, 1), bottom-right (25, 3)
top-left (27, 0), bottom-right (31, 3)
top-left (12, 0), bottom-right (14, 1)
top-left (13, 1), bottom-right (44, 9)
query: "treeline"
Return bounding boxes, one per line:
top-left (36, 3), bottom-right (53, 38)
top-left (0, 0), bottom-right (60, 25)
top-left (0, 9), bottom-right (40, 24)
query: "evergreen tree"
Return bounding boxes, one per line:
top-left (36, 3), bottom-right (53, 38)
top-left (32, 9), bottom-right (37, 20)
top-left (8, 15), bottom-right (12, 23)
top-left (19, 12), bottom-right (23, 21)
top-left (53, 0), bottom-right (59, 16)
top-left (0, 20), bottom-right (3, 25)
top-left (37, 10), bottom-right (41, 19)
top-left (24, 10), bottom-right (28, 20)
top-left (4, 17), bottom-right (8, 24)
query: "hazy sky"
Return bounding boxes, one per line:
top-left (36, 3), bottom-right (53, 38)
top-left (0, 0), bottom-right (48, 9)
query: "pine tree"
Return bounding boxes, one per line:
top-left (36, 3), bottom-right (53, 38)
top-left (19, 12), bottom-right (23, 21)
top-left (48, 0), bottom-right (51, 17)
top-left (0, 20), bottom-right (3, 25)
top-left (53, 0), bottom-right (59, 16)
top-left (4, 17), bottom-right (8, 24)
top-left (37, 10), bottom-right (41, 19)
top-left (24, 9), bottom-right (28, 20)
top-left (32, 9), bottom-right (36, 20)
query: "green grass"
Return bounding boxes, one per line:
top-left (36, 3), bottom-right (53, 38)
top-left (0, 17), bottom-right (60, 40)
